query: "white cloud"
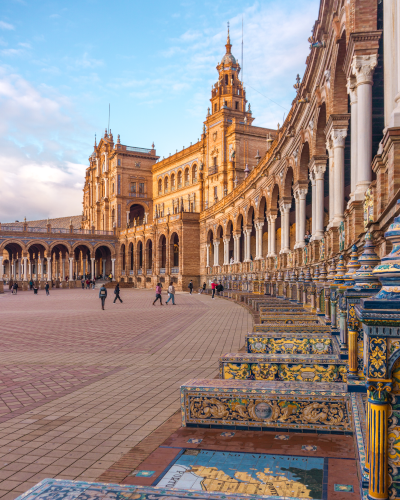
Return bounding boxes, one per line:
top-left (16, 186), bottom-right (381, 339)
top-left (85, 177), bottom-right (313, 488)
top-left (0, 67), bottom-right (89, 222)
top-left (0, 21), bottom-right (15, 30)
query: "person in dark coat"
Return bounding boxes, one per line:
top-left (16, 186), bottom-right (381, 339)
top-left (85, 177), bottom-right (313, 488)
top-left (113, 283), bottom-right (123, 303)
top-left (13, 282), bottom-right (18, 294)
top-left (99, 285), bottom-right (107, 310)
top-left (45, 282), bottom-right (50, 296)
top-left (188, 280), bottom-right (194, 295)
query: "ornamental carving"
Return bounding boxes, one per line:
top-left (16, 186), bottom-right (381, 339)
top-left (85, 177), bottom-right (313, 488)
top-left (351, 54), bottom-right (378, 86)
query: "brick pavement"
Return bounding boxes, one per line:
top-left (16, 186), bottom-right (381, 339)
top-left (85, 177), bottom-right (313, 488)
top-left (0, 288), bottom-right (252, 499)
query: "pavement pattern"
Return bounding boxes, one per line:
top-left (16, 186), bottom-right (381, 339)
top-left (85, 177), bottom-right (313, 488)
top-left (0, 288), bottom-right (252, 499)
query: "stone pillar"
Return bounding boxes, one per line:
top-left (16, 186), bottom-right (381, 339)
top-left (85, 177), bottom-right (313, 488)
top-left (367, 383), bottom-right (390, 500)
top-left (39, 259), bottom-right (44, 281)
top-left (223, 238), bottom-right (230, 265)
top-left (347, 77), bottom-right (358, 200)
top-left (385, 0), bottom-right (400, 127)
top-left (91, 258), bottom-right (95, 278)
top-left (280, 203), bottom-right (291, 253)
top-left (314, 164), bottom-right (326, 240)
top-left (294, 191), bottom-right (300, 249)
top-left (23, 256), bottom-right (27, 281)
top-left (28, 260), bottom-right (32, 279)
top-left (111, 258), bottom-right (115, 279)
top-left (331, 128), bottom-right (347, 225)
top-left (310, 171), bottom-right (316, 237)
top-left (61, 259), bottom-right (65, 281)
top-left (102, 258), bottom-right (106, 279)
top-left (213, 240), bottom-right (220, 266)
top-left (269, 215), bottom-right (277, 256)
top-left (18, 259), bottom-right (21, 280)
top-left (82, 259), bottom-right (86, 278)
top-left (352, 55), bottom-right (378, 199)
top-left (126, 211), bottom-right (130, 225)
top-left (244, 229), bottom-right (251, 262)
top-left (47, 258), bottom-right (51, 281)
top-left (206, 243), bottom-right (210, 267)
top-left (326, 138), bottom-right (334, 228)
top-left (233, 235), bottom-right (240, 263)
top-left (0, 256), bottom-right (3, 281)
top-left (254, 222), bottom-right (263, 259)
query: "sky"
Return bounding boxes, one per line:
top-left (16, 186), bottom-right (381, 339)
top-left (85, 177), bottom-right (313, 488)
top-left (0, 0), bottom-right (319, 223)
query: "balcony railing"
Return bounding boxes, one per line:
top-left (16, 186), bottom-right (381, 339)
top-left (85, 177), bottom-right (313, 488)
top-left (177, 183), bottom-right (182, 188)
top-left (171, 267), bottom-right (179, 274)
top-left (209, 166), bottom-right (218, 175)
top-left (138, 268), bottom-right (143, 275)
top-left (95, 230), bottom-right (114, 235)
top-left (52, 228), bottom-right (70, 234)
top-left (128, 192), bottom-right (146, 198)
top-left (146, 269), bottom-right (152, 275)
top-left (126, 146), bottom-right (152, 153)
top-left (2, 226), bottom-right (24, 231)
top-left (27, 227), bottom-right (45, 233)
top-left (74, 229), bottom-right (91, 234)
top-left (129, 270), bottom-right (134, 275)
top-left (121, 270), bottom-right (126, 276)
top-left (160, 268), bottom-right (166, 274)
top-left (185, 180), bottom-right (189, 186)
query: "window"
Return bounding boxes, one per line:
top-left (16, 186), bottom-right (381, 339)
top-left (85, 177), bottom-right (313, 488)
top-left (171, 173), bottom-right (175, 188)
top-left (130, 182), bottom-right (136, 193)
top-left (214, 103), bottom-right (217, 112)
top-left (158, 179), bottom-right (162, 193)
top-left (184, 168), bottom-right (189, 184)
top-left (139, 183), bottom-right (144, 194)
top-left (214, 156), bottom-right (217, 167)
top-left (178, 171), bottom-right (182, 186)
top-left (235, 101), bottom-right (239, 110)
top-left (118, 159), bottom-right (121, 166)
top-left (192, 165), bottom-right (197, 182)
top-left (214, 186), bottom-right (218, 199)
top-left (225, 74), bottom-right (228, 85)
top-left (164, 177), bottom-right (169, 191)
top-left (112, 183), bottom-right (115, 194)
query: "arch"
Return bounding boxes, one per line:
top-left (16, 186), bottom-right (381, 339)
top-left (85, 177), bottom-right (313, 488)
top-left (93, 241), bottom-right (115, 255)
top-left (245, 205), bottom-right (255, 228)
top-left (26, 240), bottom-right (50, 254)
top-left (121, 244), bottom-right (126, 271)
top-left (282, 167), bottom-right (294, 198)
top-left (137, 240), bottom-right (143, 269)
top-left (177, 170), bottom-right (183, 187)
top-left (331, 31), bottom-right (348, 114)
top-left (95, 244), bottom-right (113, 279)
top-left (225, 218), bottom-right (234, 237)
top-left (171, 172), bottom-right (176, 189)
top-left (164, 176), bottom-right (169, 192)
top-left (269, 184), bottom-right (280, 212)
top-left (72, 241), bottom-right (93, 254)
top-left (258, 196), bottom-right (267, 221)
top-left (145, 239), bottom-right (153, 270)
top-left (128, 242), bottom-right (134, 271)
top-left (206, 228), bottom-right (214, 243)
top-left (170, 232), bottom-right (179, 268)
top-left (192, 164), bottom-right (197, 182)
top-left (49, 240), bottom-right (72, 253)
top-left (298, 142), bottom-right (310, 183)
top-left (159, 234), bottom-right (167, 269)
top-left (234, 212), bottom-right (244, 233)
top-left (216, 225), bottom-right (224, 239)
top-left (314, 103), bottom-right (327, 156)
top-left (128, 203), bottom-right (145, 226)
top-left (0, 239), bottom-right (26, 253)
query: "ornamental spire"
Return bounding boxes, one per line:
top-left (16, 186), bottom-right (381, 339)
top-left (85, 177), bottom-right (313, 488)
top-left (225, 22), bottom-right (232, 54)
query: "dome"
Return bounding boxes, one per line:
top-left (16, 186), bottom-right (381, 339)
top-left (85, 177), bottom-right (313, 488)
top-left (221, 53), bottom-right (236, 65)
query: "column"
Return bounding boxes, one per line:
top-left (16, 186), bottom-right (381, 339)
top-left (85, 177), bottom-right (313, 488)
top-left (69, 257), bottom-right (73, 280)
top-left (233, 235), bottom-right (240, 263)
top-left (298, 188), bottom-right (307, 248)
top-left (126, 211), bottom-right (130, 225)
top-left (18, 259), bottom-right (22, 280)
top-left (385, 0), bottom-right (400, 127)
top-left (347, 77), bottom-right (358, 200)
top-left (111, 258), bottom-right (115, 278)
top-left (314, 164), bottom-right (326, 240)
top-left (223, 238), bottom-right (230, 265)
top-left (206, 243), bottom-right (210, 267)
top-left (0, 256), bottom-right (3, 281)
top-left (23, 256), bottom-right (27, 281)
top-left (82, 258), bottom-right (86, 278)
top-left (61, 259), bottom-right (65, 281)
top-left (91, 258), bottom-right (95, 278)
top-left (11, 260), bottom-right (15, 280)
top-left (294, 191), bottom-right (300, 248)
top-left (352, 54), bottom-right (378, 199)
top-left (326, 138), bottom-right (334, 227)
top-left (331, 128), bottom-right (347, 225)
top-left (280, 203), bottom-right (291, 253)
top-left (28, 259), bottom-right (32, 279)
top-left (269, 215), bottom-right (277, 256)
top-left (367, 382), bottom-right (390, 500)
top-left (213, 240), bottom-right (220, 266)
top-left (244, 229), bottom-right (251, 262)
top-left (47, 257), bottom-right (52, 281)
top-left (310, 171), bottom-right (316, 238)
top-left (254, 222), bottom-right (264, 259)
top-left (347, 326), bottom-right (358, 379)
top-left (102, 258), bottom-right (106, 278)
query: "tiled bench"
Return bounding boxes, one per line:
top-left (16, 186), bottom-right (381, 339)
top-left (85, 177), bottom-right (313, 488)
top-left (218, 352), bottom-right (347, 382)
top-left (253, 324), bottom-right (330, 333)
top-left (246, 332), bottom-right (336, 355)
top-left (181, 378), bottom-right (352, 433)
top-left (259, 306), bottom-right (307, 314)
top-left (260, 314), bottom-right (321, 325)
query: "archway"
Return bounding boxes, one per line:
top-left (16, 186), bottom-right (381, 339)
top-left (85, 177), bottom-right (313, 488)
top-left (74, 244), bottom-right (92, 279)
top-left (146, 240), bottom-right (153, 271)
top-left (48, 243), bottom-right (69, 282)
top-left (95, 245), bottom-right (112, 279)
top-left (171, 233), bottom-right (179, 269)
top-left (4, 242), bottom-right (24, 282)
top-left (159, 235), bottom-right (167, 270)
top-left (137, 241), bottom-right (143, 270)
top-left (129, 204), bottom-right (145, 226)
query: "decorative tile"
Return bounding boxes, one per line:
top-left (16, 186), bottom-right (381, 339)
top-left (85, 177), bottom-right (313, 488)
top-left (220, 432), bottom-right (235, 437)
top-left (130, 470), bottom-right (155, 477)
top-left (187, 438), bottom-right (202, 444)
top-left (334, 484), bottom-right (354, 492)
top-left (274, 434), bottom-right (289, 440)
top-left (301, 445), bottom-right (317, 451)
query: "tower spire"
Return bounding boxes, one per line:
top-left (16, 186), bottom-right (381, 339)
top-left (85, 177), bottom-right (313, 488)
top-left (225, 21), bottom-right (232, 54)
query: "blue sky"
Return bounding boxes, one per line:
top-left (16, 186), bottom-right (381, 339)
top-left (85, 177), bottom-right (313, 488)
top-left (0, 0), bottom-right (319, 222)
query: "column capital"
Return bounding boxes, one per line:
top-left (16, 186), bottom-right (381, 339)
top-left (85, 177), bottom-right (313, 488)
top-left (313, 163), bottom-right (326, 179)
top-left (346, 76), bottom-right (357, 104)
top-left (279, 202), bottom-right (291, 213)
top-left (331, 128), bottom-right (347, 148)
top-left (351, 54), bottom-right (378, 86)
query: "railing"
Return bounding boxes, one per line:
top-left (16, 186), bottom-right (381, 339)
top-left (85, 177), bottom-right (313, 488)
top-left (171, 267), bottom-right (179, 274)
top-left (146, 269), bottom-right (152, 275)
top-left (129, 192), bottom-right (146, 198)
top-left (74, 229), bottom-right (91, 234)
top-left (52, 228), bottom-right (70, 233)
top-left (129, 270), bottom-right (134, 275)
top-left (126, 146), bottom-right (152, 153)
top-left (138, 269), bottom-right (143, 275)
top-left (2, 226), bottom-right (24, 232)
top-left (96, 230), bottom-right (114, 235)
top-left (27, 227), bottom-right (45, 233)
top-left (160, 268), bottom-right (166, 274)
top-left (121, 270), bottom-right (126, 276)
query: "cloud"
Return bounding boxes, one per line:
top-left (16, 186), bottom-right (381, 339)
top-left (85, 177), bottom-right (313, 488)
top-left (0, 67), bottom-right (89, 221)
top-left (74, 52), bottom-right (104, 69)
top-left (0, 21), bottom-right (15, 30)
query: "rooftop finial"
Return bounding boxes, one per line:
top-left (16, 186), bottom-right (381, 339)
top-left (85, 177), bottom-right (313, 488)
top-left (225, 21), bottom-right (232, 54)
top-left (94, 134), bottom-right (97, 147)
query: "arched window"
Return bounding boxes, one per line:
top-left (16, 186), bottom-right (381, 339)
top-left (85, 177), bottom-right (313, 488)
top-left (177, 171), bottom-right (182, 187)
top-left (192, 165), bottom-right (197, 183)
top-left (158, 179), bottom-right (162, 193)
top-left (184, 168), bottom-right (189, 185)
top-left (112, 183), bottom-right (115, 194)
top-left (164, 177), bottom-right (169, 192)
top-left (171, 173), bottom-right (175, 189)
top-left (225, 74), bottom-right (228, 85)
top-left (214, 103), bottom-right (217, 112)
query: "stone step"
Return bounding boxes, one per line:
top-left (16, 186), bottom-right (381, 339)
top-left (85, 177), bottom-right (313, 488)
top-left (253, 324), bottom-right (330, 333)
top-left (15, 478), bottom-right (255, 500)
top-left (218, 352), bottom-right (347, 382)
top-left (245, 332), bottom-right (336, 355)
top-left (181, 378), bottom-right (351, 433)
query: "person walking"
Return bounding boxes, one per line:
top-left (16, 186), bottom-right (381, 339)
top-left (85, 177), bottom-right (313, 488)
top-left (13, 282), bottom-right (18, 295)
top-left (199, 282), bottom-right (206, 294)
top-left (113, 283), bottom-right (123, 303)
top-left (33, 284), bottom-right (38, 295)
top-left (29, 280), bottom-right (33, 291)
top-left (92, 278), bottom-right (96, 289)
top-left (166, 282), bottom-right (176, 305)
top-left (152, 283), bottom-right (163, 306)
top-left (81, 279), bottom-right (85, 289)
top-left (99, 284), bottom-right (107, 310)
top-left (86, 279), bottom-right (90, 289)
top-left (211, 280), bottom-right (216, 299)
top-left (188, 280), bottom-right (193, 295)
top-left (45, 282), bottom-right (50, 296)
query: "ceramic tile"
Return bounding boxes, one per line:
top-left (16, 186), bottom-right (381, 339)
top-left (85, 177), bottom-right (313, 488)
top-left (275, 435), bottom-right (289, 440)
top-left (130, 470), bottom-right (155, 477)
top-left (187, 438), bottom-right (202, 444)
top-left (220, 432), bottom-right (235, 437)
top-left (301, 445), bottom-right (317, 451)
top-left (334, 484), bottom-right (354, 492)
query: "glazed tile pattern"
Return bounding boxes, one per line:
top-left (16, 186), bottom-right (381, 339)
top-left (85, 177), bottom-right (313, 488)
top-left (246, 333), bottom-right (334, 355)
top-left (218, 353), bottom-right (347, 383)
top-left (181, 379), bottom-right (352, 432)
top-left (350, 393), bottom-right (368, 487)
top-left (253, 325), bottom-right (331, 333)
top-left (260, 315), bottom-right (321, 325)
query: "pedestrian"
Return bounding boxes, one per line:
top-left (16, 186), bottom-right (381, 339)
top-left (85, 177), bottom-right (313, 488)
top-left (66, 276), bottom-right (69, 282)
top-left (113, 283), bottom-right (123, 303)
top-left (99, 284), bottom-right (107, 310)
top-left (33, 285), bottom-right (38, 295)
top-left (45, 282), bottom-right (50, 296)
top-left (211, 280), bottom-right (216, 299)
top-left (81, 279), bottom-right (85, 289)
top-left (109, 273), bottom-right (113, 281)
top-left (166, 282), bottom-right (176, 305)
top-left (199, 282), bottom-right (206, 294)
top-left (29, 280), bottom-right (33, 290)
top-left (13, 282), bottom-right (18, 295)
top-left (188, 280), bottom-right (193, 295)
top-left (153, 283), bottom-right (163, 306)
top-left (86, 279), bottom-right (90, 289)
top-left (217, 281), bottom-right (224, 296)
top-left (92, 278), bottom-right (96, 289)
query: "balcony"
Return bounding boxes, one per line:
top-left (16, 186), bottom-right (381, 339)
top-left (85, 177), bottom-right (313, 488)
top-left (138, 269), bottom-right (143, 275)
top-left (209, 166), bottom-right (218, 175)
top-left (177, 183), bottom-right (182, 189)
top-left (121, 270), bottom-right (126, 276)
top-left (146, 269), bottom-right (152, 275)
top-left (160, 268), bottom-right (166, 274)
top-left (171, 267), bottom-right (179, 274)
top-left (185, 181), bottom-right (189, 186)
top-left (128, 192), bottom-right (146, 198)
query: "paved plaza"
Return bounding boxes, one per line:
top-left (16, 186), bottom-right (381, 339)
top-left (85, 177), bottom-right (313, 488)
top-left (0, 288), bottom-right (252, 499)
